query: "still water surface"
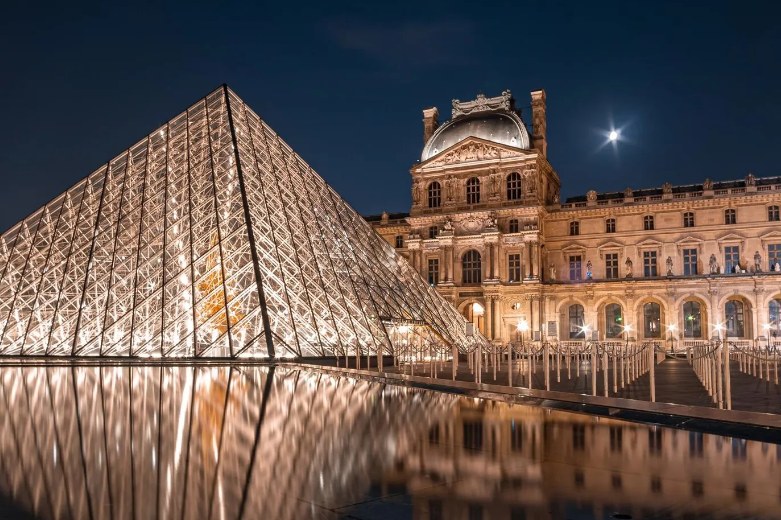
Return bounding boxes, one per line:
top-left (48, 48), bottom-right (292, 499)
top-left (0, 364), bottom-right (779, 519)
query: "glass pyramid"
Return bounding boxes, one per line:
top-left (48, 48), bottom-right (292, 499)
top-left (0, 85), bottom-right (486, 358)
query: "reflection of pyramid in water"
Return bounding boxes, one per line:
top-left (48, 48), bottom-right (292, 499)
top-left (0, 85), bottom-right (482, 357)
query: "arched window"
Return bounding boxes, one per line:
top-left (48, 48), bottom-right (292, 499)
top-left (466, 177), bottom-right (480, 204)
top-left (605, 304), bottom-right (623, 338)
top-left (644, 302), bottom-right (661, 338)
top-left (725, 208), bottom-right (736, 225)
top-left (605, 218), bottom-right (616, 233)
top-left (395, 235), bottom-right (403, 248)
top-left (462, 250), bottom-right (482, 284)
top-left (643, 215), bottom-right (655, 231)
top-left (508, 219), bottom-right (519, 233)
top-left (725, 300), bottom-right (745, 337)
top-left (569, 304), bottom-right (585, 339)
top-left (683, 212), bottom-right (695, 228)
top-left (683, 301), bottom-right (702, 338)
top-left (506, 172), bottom-right (522, 200)
top-left (428, 182), bottom-right (441, 208)
top-left (769, 205), bottom-right (780, 222)
top-left (569, 221), bottom-right (580, 236)
top-left (769, 299), bottom-right (781, 337)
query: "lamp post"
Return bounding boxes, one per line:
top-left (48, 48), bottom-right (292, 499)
top-left (517, 319), bottom-right (529, 387)
top-left (667, 324), bottom-right (677, 355)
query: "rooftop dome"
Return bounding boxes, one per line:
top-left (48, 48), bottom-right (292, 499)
top-left (421, 111), bottom-right (530, 162)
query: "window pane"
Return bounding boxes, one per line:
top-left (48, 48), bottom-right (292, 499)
top-left (605, 304), bottom-right (623, 338)
top-left (506, 173), bottom-right (522, 200)
top-left (643, 251), bottom-right (657, 277)
top-left (569, 304), bottom-right (585, 338)
top-left (683, 248), bottom-right (698, 276)
top-left (644, 303), bottom-right (661, 338)
top-left (725, 300), bottom-right (744, 337)
top-left (683, 301), bottom-right (702, 338)
top-left (508, 254), bottom-right (521, 282)
top-left (605, 253), bottom-right (618, 279)
top-left (725, 246), bottom-right (740, 273)
top-left (569, 255), bottom-right (582, 281)
top-left (462, 250), bottom-right (481, 284)
top-left (428, 258), bottom-right (439, 286)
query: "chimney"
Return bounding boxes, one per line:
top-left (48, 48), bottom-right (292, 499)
top-left (530, 89), bottom-right (547, 156)
top-left (422, 107), bottom-right (439, 145)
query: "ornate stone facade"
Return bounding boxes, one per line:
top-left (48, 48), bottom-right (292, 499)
top-left (367, 89), bottom-right (781, 347)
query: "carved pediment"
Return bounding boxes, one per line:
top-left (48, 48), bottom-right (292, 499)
top-left (635, 238), bottom-right (664, 249)
top-left (598, 240), bottom-right (624, 250)
top-left (419, 137), bottom-right (531, 169)
top-left (759, 230), bottom-right (781, 242)
top-left (716, 232), bottom-right (746, 243)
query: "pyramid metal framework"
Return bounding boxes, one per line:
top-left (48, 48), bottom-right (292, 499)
top-left (0, 85), bottom-right (486, 358)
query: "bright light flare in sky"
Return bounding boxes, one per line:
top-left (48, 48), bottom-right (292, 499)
top-left (609, 130), bottom-right (618, 141)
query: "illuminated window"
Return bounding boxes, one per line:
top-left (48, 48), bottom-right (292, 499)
top-left (506, 172), bottom-right (522, 200)
top-left (683, 301), bottom-right (702, 338)
top-left (724, 245), bottom-right (740, 273)
top-left (605, 303), bottom-right (623, 338)
top-left (569, 255), bottom-right (582, 281)
top-left (725, 300), bottom-right (745, 337)
top-left (428, 182), bottom-right (441, 208)
top-left (683, 248), bottom-right (698, 275)
top-left (466, 177), bottom-right (480, 204)
top-left (644, 302), bottom-right (661, 338)
top-left (605, 253), bottom-right (619, 279)
top-left (569, 304), bottom-right (585, 339)
top-left (769, 299), bottom-right (781, 336)
top-left (643, 251), bottom-right (658, 277)
top-left (462, 250), bottom-right (482, 284)
top-left (768, 244), bottom-right (781, 271)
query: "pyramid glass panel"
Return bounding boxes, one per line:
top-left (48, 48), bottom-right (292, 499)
top-left (0, 85), bottom-right (488, 358)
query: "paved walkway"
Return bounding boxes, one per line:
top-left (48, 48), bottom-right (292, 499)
top-left (370, 357), bottom-right (781, 414)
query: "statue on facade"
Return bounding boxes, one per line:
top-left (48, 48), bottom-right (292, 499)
top-left (549, 263), bottom-right (556, 281)
top-left (624, 187), bottom-right (633, 198)
top-left (625, 257), bottom-right (633, 278)
top-left (381, 211), bottom-right (389, 225)
top-left (490, 171), bottom-right (500, 197)
top-left (709, 254), bottom-right (718, 274)
top-left (587, 190), bottom-right (597, 202)
top-left (485, 213), bottom-right (497, 228)
top-left (703, 178), bottom-right (713, 190)
top-left (775, 262), bottom-right (781, 272)
top-left (553, 191), bottom-right (560, 204)
top-left (445, 175), bottom-right (456, 201)
top-left (443, 217), bottom-right (453, 231)
top-left (746, 173), bottom-right (756, 187)
top-left (586, 260), bottom-right (593, 279)
top-left (662, 182), bottom-right (673, 195)
top-left (411, 181), bottom-right (421, 206)
top-left (754, 251), bottom-right (762, 272)
top-left (666, 256), bottom-right (673, 276)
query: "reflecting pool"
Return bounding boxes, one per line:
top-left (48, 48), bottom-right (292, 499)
top-left (0, 365), bottom-right (779, 519)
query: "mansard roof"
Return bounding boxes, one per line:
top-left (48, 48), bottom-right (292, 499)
top-left (565, 176), bottom-right (781, 203)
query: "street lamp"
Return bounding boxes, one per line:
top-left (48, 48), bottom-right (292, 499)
top-left (667, 324), bottom-right (677, 354)
top-left (714, 323), bottom-right (724, 341)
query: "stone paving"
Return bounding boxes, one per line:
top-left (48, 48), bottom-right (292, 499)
top-left (369, 357), bottom-right (781, 415)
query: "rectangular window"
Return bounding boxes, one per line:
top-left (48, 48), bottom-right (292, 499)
top-left (428, 226), bottom-right (438, 239)
top-left (569, 255), bottom-right (582, 281)
top-left (725, 245), bottom-right (740, 273)
top-left (683, 212), bottom-right (695, 228)
top-left (427, 258), bottom-right (439, 286)
top-left (508, 253), bottom-right (521, 282)
top-left (605, 253), bottom-right (619, 279)
top-left (643, 251), bottom-right (658, 277)
top-left (605, 218), bottom-right (616, 233)
top-left (683, 248), bottom-right (698, 275)
top-left (769, 244), bottom-right (781, 271)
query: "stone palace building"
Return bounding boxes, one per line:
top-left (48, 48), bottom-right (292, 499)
top-left (367, 89), bottom-right (781, 345)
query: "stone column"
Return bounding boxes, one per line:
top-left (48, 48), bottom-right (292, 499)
top-left (527, 243), bottom-right (534, 279)
top-left (530, 242), bottom-right (538, 278)
top-left (448, 247), bottom-right (454, 282)
top-left (485, 296), bottom-right (493, 340)
top-left (519, 244), bottom-right (526, 279)
top-left (494, 298), bottom-right (502, 342)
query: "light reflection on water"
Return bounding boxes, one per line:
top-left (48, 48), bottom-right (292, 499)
top-left (0, 365), bottom-right (778, 520)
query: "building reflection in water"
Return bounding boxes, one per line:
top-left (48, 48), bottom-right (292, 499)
top-left (0, 365), bottom-right (454, 519)
top-left (389, 399), bottom-right (781, 519)
top-left (0, 366), bottom-right (779, 520)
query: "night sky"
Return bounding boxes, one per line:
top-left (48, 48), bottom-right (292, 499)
top-left (1, 2), bottom-right (779, 233)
